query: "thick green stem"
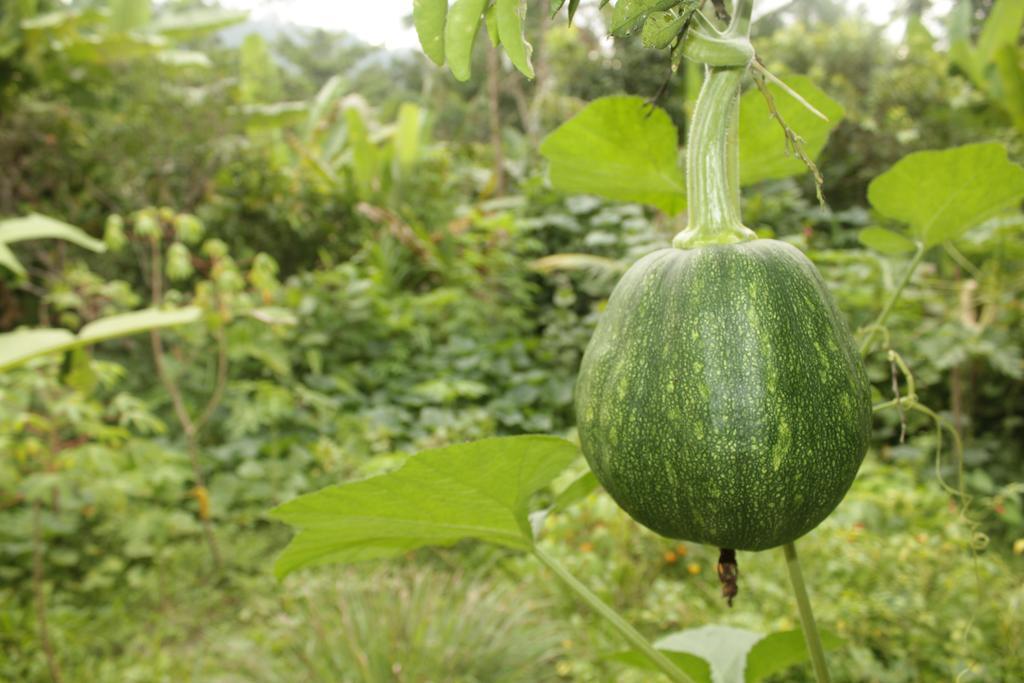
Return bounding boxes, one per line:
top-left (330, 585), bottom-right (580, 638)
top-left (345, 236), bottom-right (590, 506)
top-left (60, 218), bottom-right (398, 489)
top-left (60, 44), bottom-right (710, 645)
top-left (783, 542), bottom-right (831, 683)
top-left (674, 66), bottom-right (754, 248)
top-left (674, 2), bottom-right (755, 249)
top-left (859, 243), bottom-right (925, 356)
top-left (533, 546), bottom-right (694, 683)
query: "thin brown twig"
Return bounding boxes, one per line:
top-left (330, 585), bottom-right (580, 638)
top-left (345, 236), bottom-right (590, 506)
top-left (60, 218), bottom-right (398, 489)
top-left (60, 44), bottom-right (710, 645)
top-left (750, 59), bottom-right (826, 205)
top-left (890, 355), bottom-right (907, 443)
top-left (194, 323), bottom-right (229, 434)
top-left (32, 501), bottom-right (64, 683)
top-left (147, 236), bottom-right (223, 572)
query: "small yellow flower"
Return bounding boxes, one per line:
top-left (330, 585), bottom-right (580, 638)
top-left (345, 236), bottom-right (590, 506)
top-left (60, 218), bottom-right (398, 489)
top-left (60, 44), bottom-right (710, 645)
top-left (663, 550), bottom-right (678, 564)
top-left (687, 562), bottom-right (701, 575)
top-left (1013, 538), bottom-right (1024, 556)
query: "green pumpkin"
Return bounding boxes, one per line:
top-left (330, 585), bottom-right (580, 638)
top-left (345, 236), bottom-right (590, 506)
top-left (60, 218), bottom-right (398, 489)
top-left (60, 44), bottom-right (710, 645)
top-left (575, 239), bottom-right (872, 551)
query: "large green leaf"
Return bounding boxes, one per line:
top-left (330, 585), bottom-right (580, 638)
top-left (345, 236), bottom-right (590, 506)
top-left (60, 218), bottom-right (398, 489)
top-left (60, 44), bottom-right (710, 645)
top-left (0, 307), bottom-right (201, 372)
top-left (738, 75), bottom-right (845, 186)
top-left (867, 143), bottom-right (1024, 247)
top-left (539, 96), bottom-right (686, 214)
top-left (619, 626), bottom-right (843, 683)
top-left (269, 435), bottom-right (579, 578)
top-left (657, 626), bottom-right (763, 683)
top-left (744, 629), bottom-right (843, 683)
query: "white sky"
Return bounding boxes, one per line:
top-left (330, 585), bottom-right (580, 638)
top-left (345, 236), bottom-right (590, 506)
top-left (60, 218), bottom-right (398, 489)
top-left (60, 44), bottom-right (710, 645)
top-left (219, 0), bottom-right (947, 50)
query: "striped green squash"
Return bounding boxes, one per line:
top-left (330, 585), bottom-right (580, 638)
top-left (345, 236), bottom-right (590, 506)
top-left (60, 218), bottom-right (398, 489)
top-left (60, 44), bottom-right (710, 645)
top-left (575, 239), bottom-right (871, 551)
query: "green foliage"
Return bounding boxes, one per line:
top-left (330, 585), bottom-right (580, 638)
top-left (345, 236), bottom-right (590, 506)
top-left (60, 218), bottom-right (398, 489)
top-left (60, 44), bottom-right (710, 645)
top-left (533, 461), bottom-right (1023, 681)
top-left (445, 0), bottom-right (490, 81)
top-left (539, 75), bottom-right (844, 214)
top-left (539, 96), bottom-right (687, 214)
top-left (617, 625), bottom-right (844, 682)
top-left (416, 0), bottom-right (537, 80)
top-left (0, 306), bottom-right (200, 371)
top-left (611, 0), bottom-right (683, 36)
top-left (0, 214), bottom-right (105, 276)
top-left (0, 1), bottom-right (1022, 681)
top-left (949, 0), bottom-right (1024, 132)
top-left (414, 0), bottom-right (448, 66)
top-left (867, 142), bottom-right (1024, 248)
top-left (239, 34), bottom-right (282, 104)
top-left (271, 436), bottom-right (578, 577)
top-left (496, 0), bottom-right (535, 78)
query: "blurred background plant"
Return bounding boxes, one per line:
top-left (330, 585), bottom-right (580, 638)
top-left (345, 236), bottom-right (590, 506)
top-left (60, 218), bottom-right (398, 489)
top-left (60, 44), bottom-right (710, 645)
top-left (0, 0), bottom-right (1021, 681)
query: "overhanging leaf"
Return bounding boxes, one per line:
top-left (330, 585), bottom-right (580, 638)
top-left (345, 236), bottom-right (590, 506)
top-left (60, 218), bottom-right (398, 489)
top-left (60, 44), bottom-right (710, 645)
top-left (739, 75), bottom-right (845, 186)
top-left (0, 242), bottom-right (25, 276)
top-left (867, 143), bottom-right (1024, 247)
top-left (0, 330), bottom-right (75, 371)
top-left (270, 436), bottom-right (579, 578)
top-left (0, 307), bottom-right (201, 372)
top-left (0, 213), bottom-right (106, 253)
top-left (77, 307), bottom-right (201, 344)
top-left (540, 96), bottom-right (686, 214)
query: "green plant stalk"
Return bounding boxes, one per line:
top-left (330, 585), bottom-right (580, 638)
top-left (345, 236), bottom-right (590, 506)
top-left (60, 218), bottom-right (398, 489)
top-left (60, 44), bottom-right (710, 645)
top-left (859, 243), bottom-right (925, 355)
top-left (674, 2), bottom-right (755, 249)
top-left (532, 546), bottom-right (694, 683)
top-left (783, 542), bottom-right (831, 683)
